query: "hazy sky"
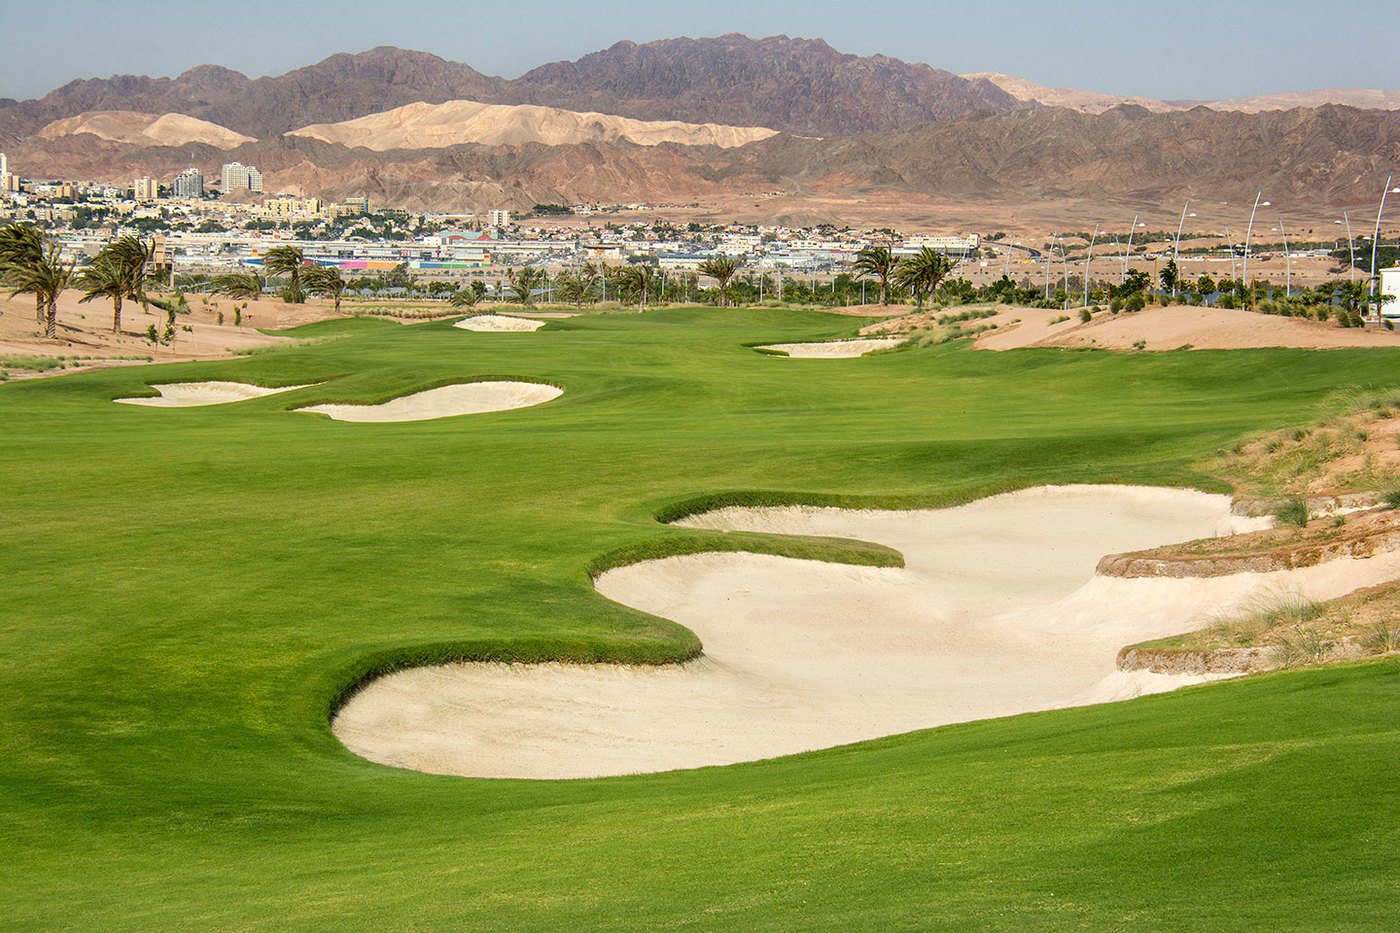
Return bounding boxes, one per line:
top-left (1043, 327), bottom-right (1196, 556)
top-left (2, 0), bottom-right (1396, 102)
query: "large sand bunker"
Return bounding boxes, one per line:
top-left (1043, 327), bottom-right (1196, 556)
top-left (115, 381), bottom-right (312, 407)
top-left (757, 338), bottom-right (905, 358)
top-left (296, 381), bottom-right (561, 422)
top-left (332, 485), bottom-right (1400, 779)
top-left (453, 315), bottom-right (546, 332)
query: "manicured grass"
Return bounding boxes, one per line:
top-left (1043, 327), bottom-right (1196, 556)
top-left (3, 307), bottom-right (1398, 929)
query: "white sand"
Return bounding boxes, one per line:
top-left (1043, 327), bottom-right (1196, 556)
top-left (453, 315), bottom-right (546, 332)
top-left (757, 338), bottom-right (906, 358)
top-left (114, 381), bottom-right (312, 407)
top-left (296, 381), bottom-right (562, 422)
top-left (333, 485), bottom-right (1400, 779)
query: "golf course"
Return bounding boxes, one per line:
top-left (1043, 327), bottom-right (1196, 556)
top-left (4, 306), bottom-right (1398, 929)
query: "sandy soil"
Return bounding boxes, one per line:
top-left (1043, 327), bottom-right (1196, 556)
top-left (333, 485), bottom-right (1400, 780)
top-left (0, 289), bottom-right (342, 380)
top-left (296, 382), bottom-right (562, 422)
top-left (757, 338), bottom-right (906, 358)
top-left (114, 381), bottom-right (314, 407)
top-left (974, 306), bottom-right (1400, 351)
top-left (453, 314), bottom-right (546, 332)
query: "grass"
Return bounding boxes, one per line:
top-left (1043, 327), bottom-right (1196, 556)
top-left (3, 306), bottom-right (1400, 928)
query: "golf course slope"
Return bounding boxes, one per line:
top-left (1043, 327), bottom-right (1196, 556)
top-left (3, 309), bottom-right (1398, 929)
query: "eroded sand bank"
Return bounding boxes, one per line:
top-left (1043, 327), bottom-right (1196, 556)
top-left (297, 382), bottom-right (561, 422)
top-left (757, 338), bottom-right (905, 358)
top-left (115, 381), bottom-right (313, 407)
top-left (333, 485), bottom-right (1400, 779)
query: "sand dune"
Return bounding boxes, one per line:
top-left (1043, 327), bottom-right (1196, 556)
top-left (287, 99), bottom-right (779, 151)
top-left (453, 314), bottom-right (546, 332)
top-left (333, 485), bottom-right (1400, 780)
top-left (757, 338), bottom-right (905, 358)
top-left (296, 381), bottom-right (561, 422)
top-left (37, 110), bottom-right (256, 148)
top-left (115, 381), bottom-right (310, 407)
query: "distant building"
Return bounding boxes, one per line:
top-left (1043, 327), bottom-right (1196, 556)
top-left (173, 167), bottom-right (204, 199)
top-left (0, 151), bottom-right (9, 193)
top-left (220, 161), bottom-right (263, 193)
top-left (263, 196), bottom-right (323, 218)
top-left (1380, 266), bottom-right (1400, 319)
top-left (488, 208), bottom-right (511, 228)
top-left (894, 234), bottom-right (980, 259)
top-left (134, 176), bottom-right (159, 200)
top-left (327, 196), bottom-right (370, 219)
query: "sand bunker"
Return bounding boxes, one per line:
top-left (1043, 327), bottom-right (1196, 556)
top-left (296, 382), bottom-right (561, 422)
top-left (453, 315), bottom-right (546, 332)
top-left (114, 381), bottom-right (312, 407)
top-left (333, 485), bottom-right (1400, 779)
top-left (757, 338), bottom-right (906, 358)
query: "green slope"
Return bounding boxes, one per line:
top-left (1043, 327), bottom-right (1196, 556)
top-left (2, 308), bottom-right (1396, 929)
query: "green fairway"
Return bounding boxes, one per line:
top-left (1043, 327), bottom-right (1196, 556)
top-left (3, 307), bottom-right (1397, 929)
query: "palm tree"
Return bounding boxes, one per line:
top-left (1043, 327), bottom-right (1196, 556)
top-left (304, 266), bottom-right (347, 313)
top-left (7, 245), bottom-right (73, 339)
top-left (505, 267), bottom-right (544, 306)
top-left (554, 272), bottom-right (590, 308)
top-left (894, 247), bottom-right (956, 310)
top-left (262, 245), bottom-right (307, 303)
top-left (697, 255), bottom-right (742, 307)
top-left (610, 265), bottom-right (653, 310)
top-left (448, 286), bottom-right (479, 309)
top-left (0, 223), bottom-right (48, 324)
top-left (210, 272), bottom-right (264, 301)
top-left (76, 258), bottom-right (130, 333)
top-left (104, 236), bottom-right (153, 315)
top-left (853, 245), bottom-right (895, 306)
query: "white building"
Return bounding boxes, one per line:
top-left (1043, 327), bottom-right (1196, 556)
top-left (1379, 266), bottom-right (1400, 319)
top-left (134, 176), bottom-right (159, 200)
top-left (172, 167), bottom-right (204, 199)
top-left (894, 234), bottom-right (980, 259)
top-left (488, 209), bottom-right (511, 228)
top-left (220, 162), bottom-right (263, 194)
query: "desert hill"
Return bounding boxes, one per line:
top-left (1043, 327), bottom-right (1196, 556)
top-left (288, 99), bottom-right (778, 150)
top-left (37, 110), bottom-right (255, 148)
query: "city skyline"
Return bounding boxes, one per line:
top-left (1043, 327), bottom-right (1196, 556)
top-left (2, 0), bottom-right (1397, 104)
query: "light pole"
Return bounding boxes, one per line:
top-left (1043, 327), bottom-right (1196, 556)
top-left (1121, 213), bottom-right (1141, 282)
top-left (1242, 190), bottom-right (1269, 300)
top-left (1336, 212), bottom-right (1356, 282)
top-left (1171, 204), bottom-right (1196, 297)
top-left (1271, 218), bottom-right (1291, 297)
top-left (1083, 222), bottom-right (1099, 308)
top-left (1369, 173), bottom-right (1400, 319)
top-left (1223, 225), bottom-right (1236, 286)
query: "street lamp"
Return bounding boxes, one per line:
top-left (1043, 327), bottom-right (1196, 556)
top-left (1336, 213), bottom-right (1356, 282)
top-left (1369, 173), bottom-right (1400, 319)
top-left (1083, 222), bottom-right (1099, 308)
top-left (1271, 218), bottom-right (1291, 297)
top-left (1122, 213), bottom-right (1143, 282)
top-left (1242, 190), bottom-right (1269, 291)
top-left (1171, 204), bottom-right (1197, 296)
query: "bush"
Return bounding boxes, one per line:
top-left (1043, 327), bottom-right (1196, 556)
top-left (1125, 292), bottom-right (1146, 312)
top-left (1109, 297), bottom-right (1122, 313)
top-left (1273, 498), bottom-right (1310, 528)
top-left (1382, 489), bottom-right (1400, 509)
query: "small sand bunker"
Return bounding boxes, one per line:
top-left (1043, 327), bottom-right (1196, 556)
top-left (334, 485), bottom-right (1400, 779)
top-left (115, 381), bottom-right (313, 407)
top-left (453, 314), bottom-right (546, 332)
top-left (296, 381), bottom-right (561, 422)
top-left (757, 338), bottom-right (905, 358)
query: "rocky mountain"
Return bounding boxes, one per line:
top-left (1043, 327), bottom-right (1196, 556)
top-left (1, 37), bottom-right (1020, 141)
top-left (967, 71), bottom-right (1400, 115)
top-left (287, 100), bottom-right (778, 151)
top-left (506, 34), bottom-right (1024, 134)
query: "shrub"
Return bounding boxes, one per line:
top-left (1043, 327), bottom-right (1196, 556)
top-left (1125, 292), bottom-right (1145, 312)
top-left (1079, 308), bottom-right (1092, 323)
top-left (1273, 498), bottom-right (1310, 528)
top-left (1362, 619), bottom-right (1398, 654)
top-left (1382, 489), bottom-right (1400, 509)
top-left (1109, 297), bottom-right (1122, 313)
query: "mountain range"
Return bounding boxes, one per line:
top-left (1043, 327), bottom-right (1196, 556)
top-left (5, 35), bottom-right (1400, 223)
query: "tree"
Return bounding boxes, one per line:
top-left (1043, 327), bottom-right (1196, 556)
top-left (553, 272), bottom-right (591, 308)
top-left (6, 244), bottom-right (73, 339)
top-left (448, 286), bottom-right (479, 308)
top-left (697, 255), bottom-right (742, 307)
top-left (1196, 274), bottom-right (1216, 296)
top-left (261, 245), bottom-right (307, 303)
top-left (610, 265), bottom-right (651, 310)
top-left (853, 245), bottom-right (895, 306)
top-left (505, 267), bottom-right (544, 305)
top-left (303, 266), bottom-right (347, 313)
top-left (893, 247), bottom-right (956, 310)
top-left (1159, 259), bottom-right (1179, 295)
top-left (76, 258), bottom-right (130, 333)
top-left (0, 223), bottom-right (47, 324)
top-left (102, 235), bottom-right (154, 320)
top-left (210, 272), bottom-right (264, 301)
